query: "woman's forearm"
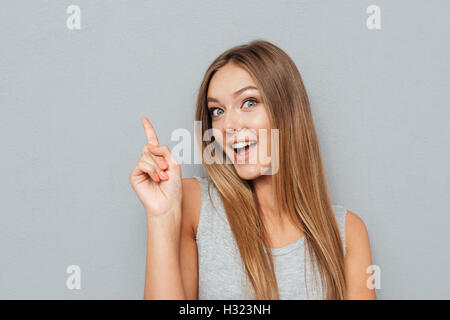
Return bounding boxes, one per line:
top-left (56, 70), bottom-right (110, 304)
top-left (144, 207), bottom-right (186, 299)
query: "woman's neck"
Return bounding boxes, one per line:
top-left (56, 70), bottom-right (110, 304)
top-left (251, 174), bottom-right (284, 222)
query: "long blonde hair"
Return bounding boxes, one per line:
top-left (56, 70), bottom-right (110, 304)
top-left (195, 39), bottom-right (346, 299)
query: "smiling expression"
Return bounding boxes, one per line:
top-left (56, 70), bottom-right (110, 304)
top-left (206, 62), bottom-right (274, 179)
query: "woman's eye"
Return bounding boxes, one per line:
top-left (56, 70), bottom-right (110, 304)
top-left (243, 98), bottom-right (258, 108)
top-left (209, 107), bottom-right (223, 117)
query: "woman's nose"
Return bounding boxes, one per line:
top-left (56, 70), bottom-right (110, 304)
top-left (223, 107), bottom-right (243, 132)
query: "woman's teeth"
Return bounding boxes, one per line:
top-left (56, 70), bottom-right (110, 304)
top-left (233, 141), bottom-right (257, 154)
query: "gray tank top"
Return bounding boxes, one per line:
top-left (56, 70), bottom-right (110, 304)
top-left (192, 175), bottom-right (347, 300)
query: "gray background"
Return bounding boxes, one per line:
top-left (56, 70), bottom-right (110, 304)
top-left (0, 0), bottom-right (448, 299)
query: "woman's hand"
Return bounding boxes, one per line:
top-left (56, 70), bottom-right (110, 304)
top-left (129, 117), bottom-right (182, 217)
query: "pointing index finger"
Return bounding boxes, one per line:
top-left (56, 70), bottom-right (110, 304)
top-left (141, 117), bottom-right (160, 146)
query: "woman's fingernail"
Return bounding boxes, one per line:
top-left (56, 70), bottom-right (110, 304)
top-left (159, 171), bottom-right (168, 180)
top-left (159, 160), bottom-right (168, 169)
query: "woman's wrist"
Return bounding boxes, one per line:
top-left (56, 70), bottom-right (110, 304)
top-left (146, 205), bottom-right (182, 231)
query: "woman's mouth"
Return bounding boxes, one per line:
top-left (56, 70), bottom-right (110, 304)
top-left (232, 141), bottom-right (257, 163)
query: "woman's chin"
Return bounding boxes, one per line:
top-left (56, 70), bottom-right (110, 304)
top-left (234, 164), bottom-right (264, 180)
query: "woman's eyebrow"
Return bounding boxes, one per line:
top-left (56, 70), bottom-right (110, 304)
top-left (207, 85), bottom-right (259, 103)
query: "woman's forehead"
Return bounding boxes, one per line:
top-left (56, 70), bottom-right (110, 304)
top-left (208, 64), bottom-right (257, 96)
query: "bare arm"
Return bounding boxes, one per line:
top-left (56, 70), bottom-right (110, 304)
top-left (129, 117), bottom-right (185, 299)
top-left (144, 177), bottom-right (200, 300)
top-left (144, 207), bottom-right (186, 299)
top-left (344, 210), bottom-right (377, 299)
top-left (179, 178), bottom-right (200, 299)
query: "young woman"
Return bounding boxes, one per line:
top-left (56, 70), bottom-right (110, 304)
top-left (129, 40), bottom-right (376, 300)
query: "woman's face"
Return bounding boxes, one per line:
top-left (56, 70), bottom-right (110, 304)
top-left (206, 63), bottom-right (273, 180)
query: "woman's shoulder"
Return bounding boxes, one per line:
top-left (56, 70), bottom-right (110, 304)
top-left (331, 205), bottom-right (369, 256)
top-left (344, 209), bottom-right (370, 254)
top-left (334, 205), bottom-right (371, 260)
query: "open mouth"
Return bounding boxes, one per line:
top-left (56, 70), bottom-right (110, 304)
top-left (230, 140), bottom-right (258, 162)
top-left (232, 141), bottom-right (257, 155)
